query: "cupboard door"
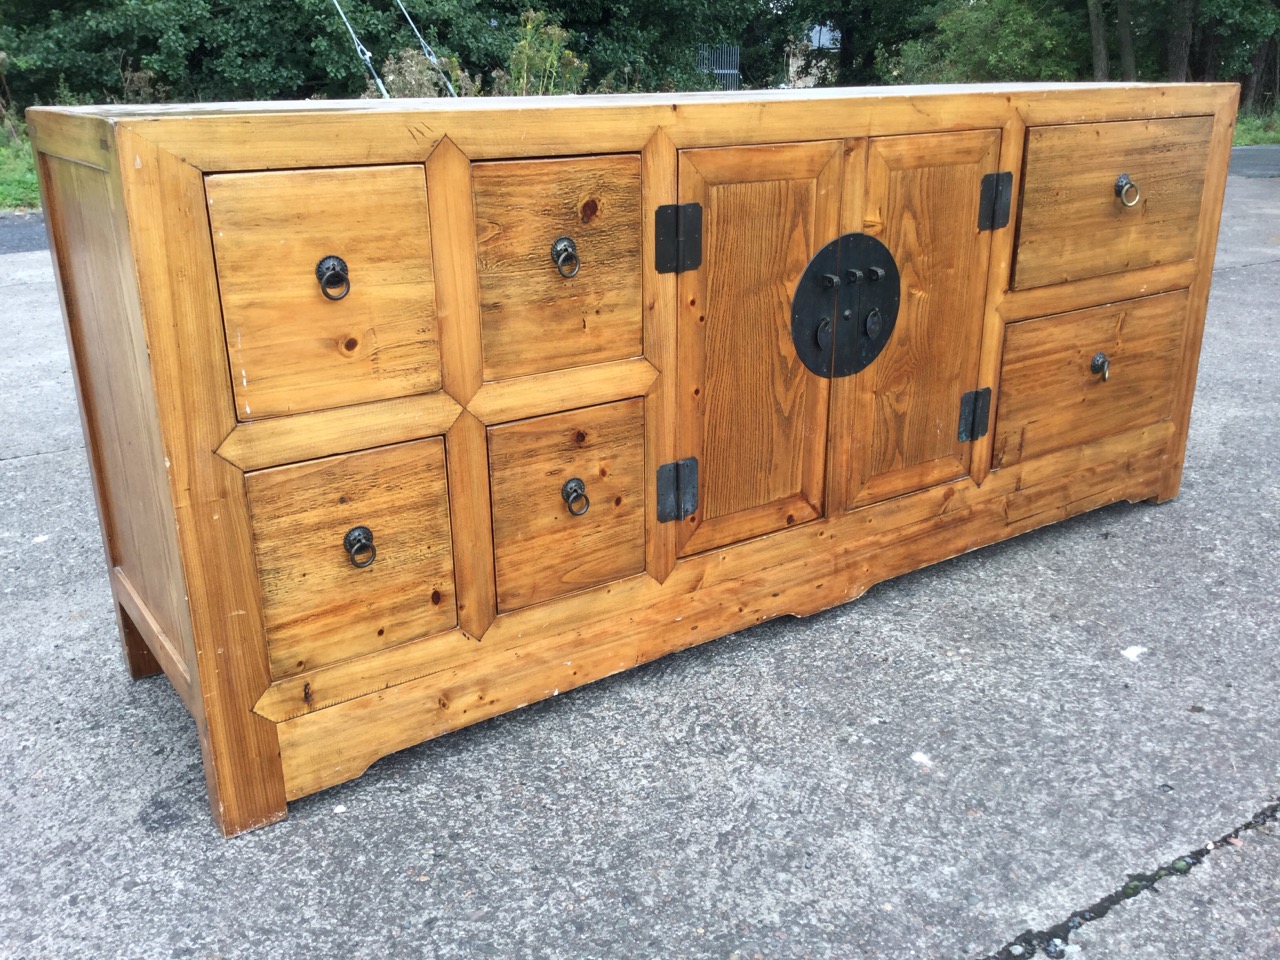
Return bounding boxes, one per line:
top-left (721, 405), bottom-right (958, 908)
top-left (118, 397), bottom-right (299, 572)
top-left (676, 142), bottom-right (844, 557)
top-left (832, 130), bottom-right (1000, 509)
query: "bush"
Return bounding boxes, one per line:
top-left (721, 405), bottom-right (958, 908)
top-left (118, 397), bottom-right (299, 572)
top-left (882, 0), bottom-right (1086, 84)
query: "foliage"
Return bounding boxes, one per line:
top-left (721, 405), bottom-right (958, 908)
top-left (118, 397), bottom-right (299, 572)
top-left (363, 48), bottom-right (481, 97)
top-left (0, 0), bottom-right (750, 108)
top-left (1235, 107), bottom-right (1280, 144)
top-left (492, 10), bottom-right (587, 95)
top-left (0, 53), bottom-right (38, 209)
top-left (0, 0), bottom-right (1278, 116)
top-left (882, 0), bottom-right (1086, 84)
top-left (0, 133), bottom-right (38, 209)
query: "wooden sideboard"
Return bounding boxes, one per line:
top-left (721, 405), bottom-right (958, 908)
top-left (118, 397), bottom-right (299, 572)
top-left (29, 83), bottom-right (1238, 836)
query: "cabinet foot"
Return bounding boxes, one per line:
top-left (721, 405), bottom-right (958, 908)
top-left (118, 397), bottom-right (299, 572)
top-left (118, 603), bottom-right (163, 680)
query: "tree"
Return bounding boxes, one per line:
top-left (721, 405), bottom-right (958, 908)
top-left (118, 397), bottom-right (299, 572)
top-left (1085, 0), bottom-right (1110, 79)
top-left (882, 0), bottom-right (1086, 84)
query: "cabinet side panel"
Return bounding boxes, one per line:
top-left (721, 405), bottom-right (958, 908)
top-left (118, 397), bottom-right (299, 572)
top-left (39, 152), bottom-right (197, 690)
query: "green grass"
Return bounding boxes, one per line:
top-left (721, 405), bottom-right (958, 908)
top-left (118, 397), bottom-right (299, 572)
top-left (1234, 108), bottom-right (1280, 146)
top-left (0, 131), bottom-right (40, 210)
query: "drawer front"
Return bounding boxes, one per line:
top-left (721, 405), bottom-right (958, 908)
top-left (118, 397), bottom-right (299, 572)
top-left (1013, 117), bottom-right (1213, 290)
top-left (246, 439), bottom-right (456, 678)
top-left (473, 155), bottom-right (643, 381)
top-left (488, 399), bottom-right (645, 612)
top-left (993, 290), bottom-right (1190, 468)
top-left (207, 165), bottom-right (440, 420)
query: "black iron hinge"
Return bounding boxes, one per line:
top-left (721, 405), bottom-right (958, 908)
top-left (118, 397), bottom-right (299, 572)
top-left (978, 172), bottom-right (1014, 231)
top-left (657, 457), bottom-right (699, 522)
top-left (957, 387), bottom-right (992, 443)
top-left (655, 203), bottom-right (703, 274)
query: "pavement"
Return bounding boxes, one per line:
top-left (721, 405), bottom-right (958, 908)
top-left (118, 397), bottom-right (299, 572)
top-left (0, 158), bottom-right (1277, 960)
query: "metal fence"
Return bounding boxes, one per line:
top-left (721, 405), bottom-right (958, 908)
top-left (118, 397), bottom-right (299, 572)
top-left (698, 45), bottom-right (741, 91)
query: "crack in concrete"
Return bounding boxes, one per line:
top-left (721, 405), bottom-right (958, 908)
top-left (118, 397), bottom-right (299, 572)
top-left (1214, 256), bottom-right (1280, 274)
top-left (975, 796), bottom-right (1280, 960)
top-left (0, 447), bottom-right (80, 464)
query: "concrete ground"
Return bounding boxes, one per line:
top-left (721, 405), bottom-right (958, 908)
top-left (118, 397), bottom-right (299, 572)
top-left (0, 165), bottom-right (1277, 960)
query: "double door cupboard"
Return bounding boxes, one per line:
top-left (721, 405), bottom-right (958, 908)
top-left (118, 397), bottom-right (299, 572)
top-left (29, 83), bottom-right (1237, 835)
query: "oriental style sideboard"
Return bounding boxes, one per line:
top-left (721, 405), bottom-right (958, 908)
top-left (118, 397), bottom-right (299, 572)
top-left (29, 82), bottom-right (1238, 835)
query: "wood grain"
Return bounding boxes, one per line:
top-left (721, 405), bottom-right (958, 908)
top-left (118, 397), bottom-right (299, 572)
top-left (969, 110), bottom-right (1027, 490)
top-left (35, 86), bottom-right (1235, 833)
top-left (116, 128), bottom-right (287, 835)
top-left (245, 439), bottom-right (457, 679)
top-left (112, 567), bottom-right (193, 708)
top-left (641, 129), bottom-right (680, 583)
top-left (488, 399), bottom-right (647, 612)
top-left (38, 154), bottom-right (197, 681)
top-left (445, 411), bottom-right (497, 639)
top-left (215, 391), bottom-right (461, 472)
top-left (1014, 116), bottom-right (1213, 289)
top-left (836, 129), bottom-right (1000, 509)
top-left (993, 291), bottom-right (1191, 469)
top-left (277, 419), bottom-right (1172, 800)
top-left (676, 141), bottom-right (843, 556)
top-left (467, 358), bottom-right (657, 426)
top-left (25, 109), bottom-right (113, 169)
top-left (473, 155), bottom-right (644, 380)
top-left (206, 165), bottom-right (441, 419)
top-left (1156, 88), bottom-right (1238, 502)
top-left (427, 137), bottom-right (485, 406)
top-left (998, 259), bottom-right (1196, 323)
top-left (103, 84), bottom-right (1230, 170)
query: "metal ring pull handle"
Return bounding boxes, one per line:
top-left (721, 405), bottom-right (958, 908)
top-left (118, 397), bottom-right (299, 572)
top-left (343, 525), bottom-right (376, 568)
top-left (561, 478), bottom-right (590, 516)
top-left (316, 255), bottom-right (351, 301)
top-left (1091, 351), bottom-right (1111, 382)
top-left (551, 237), bottom-right (580, 279)
top-left (1115, 174), bottom-right (1140, 208)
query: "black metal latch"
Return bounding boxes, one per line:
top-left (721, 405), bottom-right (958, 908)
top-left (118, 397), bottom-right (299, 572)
top-left (655, 203), bottom-right (703, 274)
top-left (657, 457), bottom-right (698, 522)
top-left (791, 232), bottom-right (901, 379)
top-left (978, 172), bottom-right (1014, 231)
top-left (957, 387), bottom-right (992, 443)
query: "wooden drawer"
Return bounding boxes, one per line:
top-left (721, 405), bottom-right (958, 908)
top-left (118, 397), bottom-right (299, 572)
top-left (206, 165), bottom-right (440, 420)
top-left (488, 399), bottom-right (645, 612)
top-left (472, 155), bottom-right (643, 381)
top-left (1013, 117), bottom-right (1213, 290)
top-left (993, 290), bottom-right (1190, 468)
top-left (245, 439), bottom-right (456, 678)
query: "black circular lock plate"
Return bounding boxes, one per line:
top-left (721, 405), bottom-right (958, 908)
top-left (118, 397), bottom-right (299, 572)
top-left (790, 233), bottom-right (901, 379)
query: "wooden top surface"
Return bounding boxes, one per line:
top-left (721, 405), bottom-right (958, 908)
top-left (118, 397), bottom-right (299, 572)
top-left (29, 82), bottom-right (1237, 121)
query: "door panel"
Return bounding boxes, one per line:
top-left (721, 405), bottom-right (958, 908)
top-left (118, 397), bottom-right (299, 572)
top-left (676, 142), bottom-right (844, 556)
top-left (832, 129), bottom-right (1000, 510)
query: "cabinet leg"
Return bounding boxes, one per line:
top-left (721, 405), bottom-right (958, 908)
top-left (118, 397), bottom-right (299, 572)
top-left (195, 714), bottom-right (289, 836)
top-left (117, 602), bottom-right (163, 680)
